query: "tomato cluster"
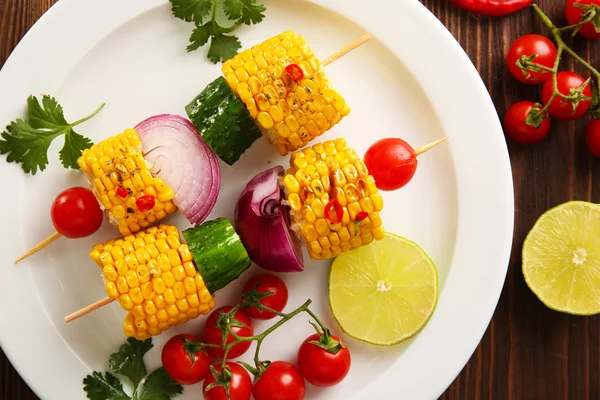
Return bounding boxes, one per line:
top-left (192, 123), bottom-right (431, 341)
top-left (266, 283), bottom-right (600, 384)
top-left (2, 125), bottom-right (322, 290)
top-left (503, 0), bottom-right (600, 154)
top-left (160, 273), bottom-right (351, 400)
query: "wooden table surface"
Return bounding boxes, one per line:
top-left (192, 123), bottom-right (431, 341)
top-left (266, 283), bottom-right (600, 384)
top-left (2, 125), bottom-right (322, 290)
top-left (2, 0), bottom-right (600, 399)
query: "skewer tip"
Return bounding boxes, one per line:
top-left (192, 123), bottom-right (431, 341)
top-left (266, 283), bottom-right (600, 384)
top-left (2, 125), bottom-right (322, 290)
top-left (414, 136), bottom-right (449, 156)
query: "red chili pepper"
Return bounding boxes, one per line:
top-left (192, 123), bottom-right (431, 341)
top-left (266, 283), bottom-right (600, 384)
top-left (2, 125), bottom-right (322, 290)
top-left (285, 64), bottom-right (304, 81)
top-left (355, 211), bottom-right (368, 221)
top-left (116, 187), bottom-right (128, 198)
top-left (324, 199), bottom-right (343, 224)
top-left (447, 0), bottom-right (532, 16)
top-left (136, 195), bottom-right (155, 212)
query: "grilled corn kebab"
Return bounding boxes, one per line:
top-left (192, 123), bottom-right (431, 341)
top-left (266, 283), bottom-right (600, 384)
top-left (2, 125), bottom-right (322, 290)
top-left (90, 218), bottom-right (250, 341)
top-left (186, 30), bottom-right (357, 165)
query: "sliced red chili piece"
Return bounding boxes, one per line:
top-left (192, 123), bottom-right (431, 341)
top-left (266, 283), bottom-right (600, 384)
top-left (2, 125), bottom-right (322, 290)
top-left (285, 64), bottom-right (304, 81)
top-left (136, 195), bottom-right (156, 212)
top-left (116, 187), bottom-right (128, 198)
top-left (324, 199), bottom-right (343, 223)
top-left (355, 211), bottom-right (368, 221)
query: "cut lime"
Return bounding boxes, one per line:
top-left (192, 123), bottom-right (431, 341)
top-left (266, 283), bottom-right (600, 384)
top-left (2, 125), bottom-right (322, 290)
top-left (328, 233), bottom-right (438, 346)
top-left (523, 201), bottom-right (600, 315)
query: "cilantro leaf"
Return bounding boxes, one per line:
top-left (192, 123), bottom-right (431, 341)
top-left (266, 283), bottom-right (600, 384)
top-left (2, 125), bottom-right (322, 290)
top-left (83, 371), bottom-right (130, 400)
top-left (170, 0), bottom-right (212, 23)
top-left (60, 130), bottom-right (94, 169)
top-left (132, 368), bottom-right (183, 400)
top-left (0, 95), bottom-right (103, 175)
top-left (223, 0), bottom-right (266, 25)
top-left (187, 22), bottom-right (213, 51)
top-left (207, 33), bottom-right (241, 63)
top-left (109, 338), bottom-right (153, 389)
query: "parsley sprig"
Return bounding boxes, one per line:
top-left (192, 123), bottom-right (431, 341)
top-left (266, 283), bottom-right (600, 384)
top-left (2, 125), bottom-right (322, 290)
top-left (0, 95), bottom-right (104, 175)
top-left (170, 0), bottom-right (266, 63)
top-left (83, 338), bottom-right (182, 400)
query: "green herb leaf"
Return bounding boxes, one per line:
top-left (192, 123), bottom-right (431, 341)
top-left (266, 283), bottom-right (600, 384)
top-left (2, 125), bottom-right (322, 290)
top-left (132, 367), bottom-right (183, 400)
top-left (223, 0), bottom-right (266, 25)
top-left (109, 338), bottom-right (153, 389)
top-left (170, 0), bottom-right (212, 23)
top-left (187, 22), bottom-right (213, 51)
top-left (83, 371), bottom-right (130, 400)
top-left (207, 33), bottom-right (241, 63)
top-left (0, 95), bottom-right (103, 175)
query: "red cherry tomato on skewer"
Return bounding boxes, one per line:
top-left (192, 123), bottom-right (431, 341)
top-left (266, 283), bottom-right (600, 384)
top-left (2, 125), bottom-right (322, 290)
top-left (364, 138), bottom-right (417, 191)
top-left (51, 187), bottom-right (103, 238)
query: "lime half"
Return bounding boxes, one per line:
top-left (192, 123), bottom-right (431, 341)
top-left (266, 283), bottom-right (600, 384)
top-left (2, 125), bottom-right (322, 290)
top-left (523, 201), bottom-right (600, 315)
top-left (328, 233), bottom-right (438, 346)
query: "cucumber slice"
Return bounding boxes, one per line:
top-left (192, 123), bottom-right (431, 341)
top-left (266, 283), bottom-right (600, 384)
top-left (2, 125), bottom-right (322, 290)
top-left (186, 77), bottom-right (263, 166)
top-left (183, 217), bottom-right (251, 293)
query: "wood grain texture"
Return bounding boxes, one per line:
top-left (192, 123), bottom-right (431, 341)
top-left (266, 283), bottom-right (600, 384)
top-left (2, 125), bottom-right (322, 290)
top-left (1, 0), bottom-right (599, 399)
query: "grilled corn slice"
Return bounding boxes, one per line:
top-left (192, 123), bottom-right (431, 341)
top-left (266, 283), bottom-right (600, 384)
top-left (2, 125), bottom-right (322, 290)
top-left (77, 129), bottom-right (177, 236)
top-left (90, 224), bottom-right (216, 340)
top-left (222, 30), bottom-right (350, 156)
top-left (282, 138), bottom-right (385, 260)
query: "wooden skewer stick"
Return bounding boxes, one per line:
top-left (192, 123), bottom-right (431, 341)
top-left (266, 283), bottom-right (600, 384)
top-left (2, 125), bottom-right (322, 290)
top-left (65, 297), bottom-right (114, 323)
top-left (15, 231), bottom-right (62, 264)
top-left (322, 33), bottom-right (372, 67)
top-left (414, 137), bottom-right (449, 156)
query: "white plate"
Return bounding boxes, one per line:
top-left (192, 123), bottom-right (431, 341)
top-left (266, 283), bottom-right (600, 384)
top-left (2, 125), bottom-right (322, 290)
top-left (0, 0), bottom-right (514, 399)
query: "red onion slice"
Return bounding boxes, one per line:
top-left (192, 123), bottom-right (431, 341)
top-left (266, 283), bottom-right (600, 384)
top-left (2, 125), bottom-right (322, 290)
top-left (135, 114), bottom-right (220, 226)
top-left (234, 166), bottom-right (304, 273)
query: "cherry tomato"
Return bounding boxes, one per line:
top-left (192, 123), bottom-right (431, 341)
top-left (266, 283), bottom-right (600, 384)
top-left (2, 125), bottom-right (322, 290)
top-left (252, 361), bottom-right (306, 400)
top-left (503, 101), bottom-right (551, 145)
top-left (506, 34), bottom-right (557, 84)
top-left (541, 71), bottom-right (592, 120)
top-left (585, 119), bottom-right (600, 157)
top-left (363, 138), bottom-right (417, 191)
top-left (241, 274), bottom-right (288, 320)
top-left (565, 0), bottom-right (600, 39)
top-left (50, 187), bottom-right (103, 238)
top-left (297, 333), bottom-right (351, 387)
top-left (204, 306), bottom-right (254, 359)
top-left (203, 362), bottom-right (252, 400)
top-left (161, 333), bottom-right (211, 385)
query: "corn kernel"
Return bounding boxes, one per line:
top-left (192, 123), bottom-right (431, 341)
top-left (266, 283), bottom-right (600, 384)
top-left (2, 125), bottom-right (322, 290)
top-left (162, 271), bottom-right (176, 288)
top-left (187, 294), bottom-right (200, 307)
top-left (372, 193), bottom-right (384, 211)
top-left (174, 282), bottom-right (186, 299)
top-left (288, 193), bottom-right (302, 212)
top-left (195, 275), bottom-right (206, 290)
top-left (132, 305), bottom-right (146, 320)
top-left (176, 298), bottom-right (190, 313)
top-left (184, 277), bottom-right (196, 294)
top-left (164, 289), bottom-right (176, 305)
top-left (146, 315), bottom-right (159, 328)
top-left (315, 219), bottom-right (330, 237)
top-left (284, 175), bottom-right (300, 193)
top-left (184, 261), bottom-right (197, 277)
top-left (257, 112), bottom-right (274, 129)
top-left (172, 265), bottom-right (186, 281)
top-left (301, 224), bottom-right (318, 242)
top-left (152, 278), bottom-right (166, 294)
top-left (166, 304), bottom-right (179, 318)
top-left (268, 106), bottom-right (284, 122)
top-left (156, 309), bottom-right (168, 322)
top-left (106, 281), bottom-right (119, 299)
top-left (117, 276), bottom-right (129, 294)
top-left (130, 288), bottom-right (143, 305)
top-left (103, 265), bottom-right (118, 282)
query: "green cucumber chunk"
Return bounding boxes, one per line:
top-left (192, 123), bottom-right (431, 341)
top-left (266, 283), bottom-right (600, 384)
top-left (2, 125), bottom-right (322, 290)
top-left (183, 217), bottom-right (251, 294)
top-left (185, 76), bottom-right (263, 166)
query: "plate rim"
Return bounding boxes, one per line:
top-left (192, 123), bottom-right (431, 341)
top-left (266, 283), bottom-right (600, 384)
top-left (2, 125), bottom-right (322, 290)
top-left (0, 0), bottom-right (514, 399)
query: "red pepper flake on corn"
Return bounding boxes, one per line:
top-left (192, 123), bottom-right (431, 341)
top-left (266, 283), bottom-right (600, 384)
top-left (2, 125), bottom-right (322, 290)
top-left (222, 31), bottom-right (351, 156)
top-left (77, 129), bottom-right (177, 236)
top-left (282, 138), bottom-right (385, 260)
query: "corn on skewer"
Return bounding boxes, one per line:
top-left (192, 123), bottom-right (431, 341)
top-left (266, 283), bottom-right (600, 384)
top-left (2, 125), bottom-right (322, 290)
top-left (15, 129), bottom-right (178, 264)
top-left (64, 219), bottom-right (250, 341)
top-left (221, 32), bottom-right (369, 157)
